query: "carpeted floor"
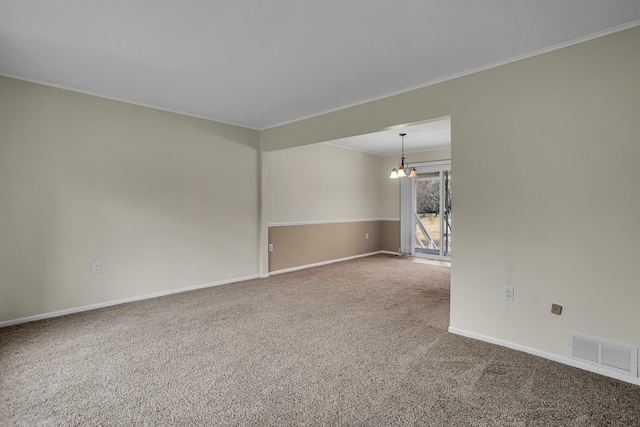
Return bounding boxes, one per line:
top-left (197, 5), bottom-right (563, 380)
top-left (1, 255), bottom-right (639, 426)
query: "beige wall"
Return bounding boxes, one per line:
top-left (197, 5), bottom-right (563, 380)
top-left (267, 143), bottom-right (382, 224)
top-left (262, 27), bottom-right (640, 358)
top-left (0, 76), bottom-right (260, 322)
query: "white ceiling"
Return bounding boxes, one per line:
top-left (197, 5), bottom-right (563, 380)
top-left (1, 1), bottom-right (639, 130)
top-left (324, 118), bottom-right (451, 156)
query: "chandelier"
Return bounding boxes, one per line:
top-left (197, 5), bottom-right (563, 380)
top-left (389, 133), bottom-right (417, 178)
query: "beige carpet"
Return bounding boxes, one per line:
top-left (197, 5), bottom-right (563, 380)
top-left (1, 255), bottom-right (639, 426)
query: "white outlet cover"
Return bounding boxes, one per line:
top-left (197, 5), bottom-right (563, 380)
top-left (504, 287), bottom-right (514, 301)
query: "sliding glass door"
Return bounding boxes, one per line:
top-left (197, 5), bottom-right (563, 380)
top-left (400, 161), bottom-right (451, 260)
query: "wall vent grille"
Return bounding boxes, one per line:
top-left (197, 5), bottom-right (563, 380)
top-left (569, 332), bottom-right (638, 378)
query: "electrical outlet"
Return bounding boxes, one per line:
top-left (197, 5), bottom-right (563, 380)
top-left (268, 244), bottom-right (273, 252)
top-left (365, 233), bottom-right (369, 240)
top-left (551, 304), bottom-right (563, 315)
top-left (504, 287), bottom-right (514, 301)
top-left (92, 262), bottom-right (101, 274)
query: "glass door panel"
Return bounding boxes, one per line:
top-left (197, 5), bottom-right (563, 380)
top-left (411, 166), bottom-right (451, 260)
top-left (443, 170), bottom-right (452, 257)
top-left (415, 177), bottom-right (441, 256)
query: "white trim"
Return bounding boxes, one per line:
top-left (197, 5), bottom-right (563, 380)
top-left (400, 176), bottom-right (414, 256)
top-left (269, 251), bottom-right (383, 275)
top-left (269, 218), bottom-right (398, 227)
top-left (259, 273), bottom-right (270, 278)
top-left (448, 327), bottom-right (640, 387)
top-left (380, 250), bottom-right (401, 256)
top-left (262, 20), bottom-right (640, 131)
top-left (0, 274), bottom-right (260, 328)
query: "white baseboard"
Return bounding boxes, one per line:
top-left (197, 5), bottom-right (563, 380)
top-left (259, 273), bottom-right (270, 278)
top-left (0, 274), bottom-right (260, 328)
top-left (448, 327), bottom-right (640, 387)
top-left (379, 250), bottom-right (401, 256)
top-left (270, 251), bottom-right (386, 275)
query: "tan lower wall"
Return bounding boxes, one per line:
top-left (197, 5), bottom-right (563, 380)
top-left (380, 221), bottom-right (400, 253)
top-left (269, 221), bottom-right (387, 272)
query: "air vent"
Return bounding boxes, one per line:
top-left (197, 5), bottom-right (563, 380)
top-left (571, 335), bottom-right (599, 363)
top-left (602, 344), bottom-right (632, 372)
top-left (569, 332), bottom-right (638, 378)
